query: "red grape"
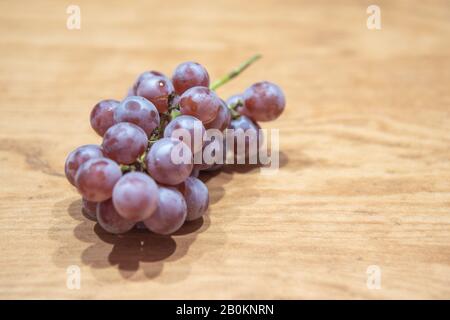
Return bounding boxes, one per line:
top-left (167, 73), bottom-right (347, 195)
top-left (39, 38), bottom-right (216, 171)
top-left (163, 115), bottom-right (206, 154)
top-left (179, 86), bottom-right (221, 124)
top-left (90, 99), bottom-right (119, 136)
top-left (102, 122), bottom-right (148, 165)
top-left (204, 99), bottom-right (231, 131)
top-left (228, 115), bottom-right (262, 161)
top-left (97, 199), bottom-right (135, 234)
top-left (145, 138), bottom-right (193, 185)
top-left (143, 186), bottom-right (187, 235)
top-left (114, 96), bottom-right (159, 136)
top-left (136, 75), bottom-right (175, 113)
top-left (65, 144), bottom-right (103, 186)
top-left (82, 198), bottom-right (97, 221)
top-left (131, 70), bottom-right (167, 95)
top-left (193, 135), bottom-right (224, 170)
top-left (241, 81), bottom-right (285, 121)
top-left (112, 172), bottom-right (159, 222)
top-left (172, 62), bottom-right (209, 95)
top-left (178, 177), bottom-right (209, 221)
top-left (75, 157), bottom-right (122, 202)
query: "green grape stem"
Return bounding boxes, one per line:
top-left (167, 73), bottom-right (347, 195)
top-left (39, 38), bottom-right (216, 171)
top-left (210, 54), bottom-right (262, 91)
top-left (170, 109), bottom-right (181, 119)
top-left (120, 164), bottom-right (136, 173)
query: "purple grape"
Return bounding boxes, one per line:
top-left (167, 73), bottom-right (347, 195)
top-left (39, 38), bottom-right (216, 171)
top-left (143, 186), bottom-right (187, 235)
top-left (228, 115), bottom-right (262, 161)
top-left (97, 199), bottom-right (135, 234)
top-left (90, 99), bottom-right (119, 136)
top-left (145, 138), bottom-right (193, 185)
top-left (179, 86), bottom-right (221, 124)
top-left (114, 96), bottom-right (160, 136)
top-left (75, 157), bottom-right (122, 202)
top-left (193, 136), bottom-right (224, 170)
top-left (136, 75), bottom-right (175, 113)
top-left (241, 81), bottom-right (285, 121)
top-left (172, 62), bottom-right (210, 95)
top-left (163, 115), bottom-right (206, 154)
top-left (65, 144), bottom-right (104, 186)
top-left (131, 70), bottom-right (167, 95)
top-left (204, 99), bottom-right (231, 132)
top-left (178, 177), bottom-right (209, 221)
top-left (112, 172), bottom-right (159, 222)
top-left (102, 122), bottom-right (148, 165)
top-left (82, 198), bottom-right (98, 221)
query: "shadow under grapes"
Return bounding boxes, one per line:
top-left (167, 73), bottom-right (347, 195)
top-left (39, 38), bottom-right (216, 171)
top-left (49, 160), bottom-right (270, 284)
top-left (50, 197), bottom-right (211, 282)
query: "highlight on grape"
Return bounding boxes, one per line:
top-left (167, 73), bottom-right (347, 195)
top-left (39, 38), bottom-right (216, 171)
top-left (65, 55), bottom-right (285, 235)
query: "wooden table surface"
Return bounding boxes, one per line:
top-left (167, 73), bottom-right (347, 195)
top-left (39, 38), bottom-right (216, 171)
top-left (1, 0), bottom-right (449, 299)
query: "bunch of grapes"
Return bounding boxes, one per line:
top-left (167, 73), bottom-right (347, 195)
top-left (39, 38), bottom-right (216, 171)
top-left (65, 55), bottom-right (285, 235)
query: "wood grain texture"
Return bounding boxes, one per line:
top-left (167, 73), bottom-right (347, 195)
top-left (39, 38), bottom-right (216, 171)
top-left (0, 0), bottom-right (450, 299)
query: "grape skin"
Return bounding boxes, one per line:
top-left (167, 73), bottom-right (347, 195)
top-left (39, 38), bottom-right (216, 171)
top-left (112, 172), bottom-right (159, 222)
top-left (241, 81), bottom-right (285, 121)
top-left (178, 177), bottom-right (209, 221)
top-left (204, 99), bottom-right (231, 132)
top-left (228, 115), bottom-right (262, 160)
top-left (136, 75), bottom-right (175, 113)
top-left (194, 135), bottom-right (224, 170)
top-left (82, 198), bottom-right (97, 221)
top-left (102, 122), bottom-right (148, 165)
top-left (65, 144), bottom-right (104, 186)
top-left (163, 115), bottom-right (206, 154)
top-left (145, 138), bottom-right (193, 185)
top-left (130, 70), bottom-right (167, 94)
top-left (90, 99), bottom-right (119, 136)
top-left (179, 86), bottom-right (221, 124)
top-left (114, 96), bottom-right (160, 136)
top-left (143, 186), bottom-right (187, 235)
top-left (172, 62), bottom-right (210, 95)
top-left (97, 199), bottom-right (135, 234)
top-left (75, 157), bottom-right (122, 202)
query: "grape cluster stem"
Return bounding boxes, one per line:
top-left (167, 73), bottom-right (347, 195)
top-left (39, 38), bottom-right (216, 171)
top-left (209, 54), bottom-right (262, 91)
